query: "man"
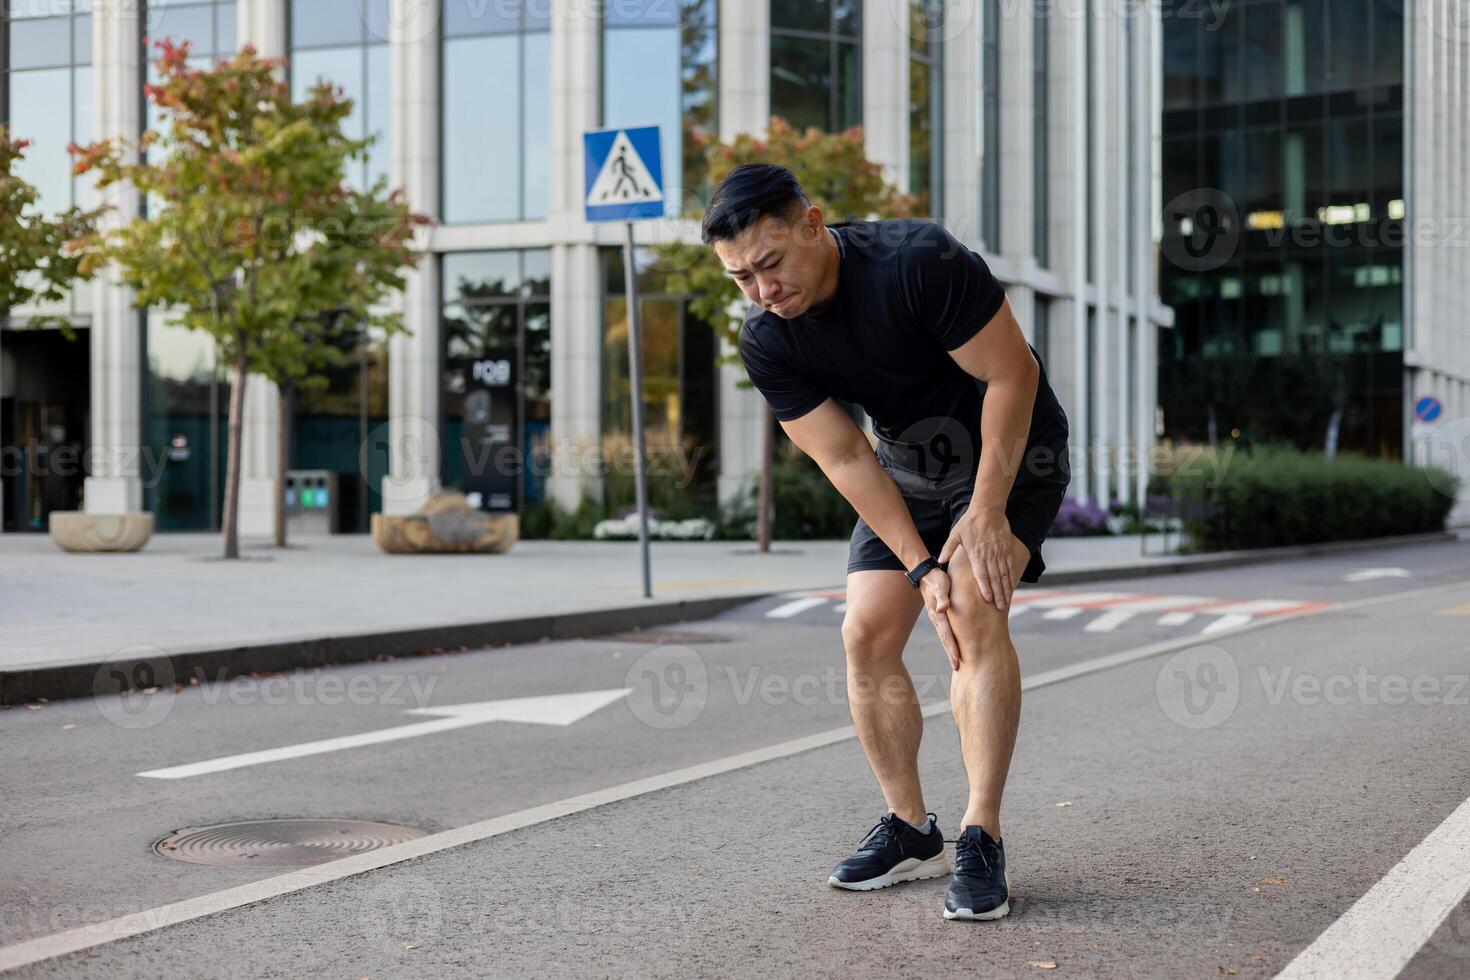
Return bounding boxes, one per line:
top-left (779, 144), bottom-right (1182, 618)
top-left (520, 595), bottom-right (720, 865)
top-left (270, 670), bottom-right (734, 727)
top-left (703, 164), bottom-right (1071, 921)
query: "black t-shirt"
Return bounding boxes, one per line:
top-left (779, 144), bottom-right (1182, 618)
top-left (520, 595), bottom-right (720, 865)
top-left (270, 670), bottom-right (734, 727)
top-left (738, 219), bottom-right (1069, 488)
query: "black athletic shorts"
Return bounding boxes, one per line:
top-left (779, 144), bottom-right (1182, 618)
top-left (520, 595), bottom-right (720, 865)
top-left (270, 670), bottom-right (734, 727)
top-left (847, 424), bottom-right (1072, 584)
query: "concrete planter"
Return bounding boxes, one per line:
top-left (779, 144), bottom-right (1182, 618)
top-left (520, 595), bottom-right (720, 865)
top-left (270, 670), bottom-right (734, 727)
top-left (371, 511), bottom-right (518, 554)
top-left (48, 512), bottom-right (154, 553)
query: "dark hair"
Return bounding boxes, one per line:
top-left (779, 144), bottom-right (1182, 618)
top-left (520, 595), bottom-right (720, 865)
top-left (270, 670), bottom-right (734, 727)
top-left (700, 164), bottom-right (811, 244)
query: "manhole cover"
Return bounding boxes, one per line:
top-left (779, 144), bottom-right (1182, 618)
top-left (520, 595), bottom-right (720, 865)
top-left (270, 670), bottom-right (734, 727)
top-left (606, 629), bottom-right (730, 644)
top-left (153, 818), bottom-right (427, 869)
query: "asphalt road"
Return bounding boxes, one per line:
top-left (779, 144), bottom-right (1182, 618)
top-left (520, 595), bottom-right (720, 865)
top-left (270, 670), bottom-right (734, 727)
top-left (3, 536), bottom-right (1470, 978)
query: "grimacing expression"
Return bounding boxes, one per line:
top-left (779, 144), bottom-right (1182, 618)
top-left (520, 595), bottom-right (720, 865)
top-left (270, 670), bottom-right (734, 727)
top-left (712, 208), bottom-right (830, 319)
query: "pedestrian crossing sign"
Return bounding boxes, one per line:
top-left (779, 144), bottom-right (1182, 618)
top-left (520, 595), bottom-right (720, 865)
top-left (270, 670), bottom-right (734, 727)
top-left (584, 126), bottom-right (664, 222)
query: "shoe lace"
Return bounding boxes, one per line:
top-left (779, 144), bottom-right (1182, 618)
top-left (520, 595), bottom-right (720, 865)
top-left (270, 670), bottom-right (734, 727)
top-left (951, 834), bottom-right (993, 877)
top-left (855, 813), bottom-right (905, 855)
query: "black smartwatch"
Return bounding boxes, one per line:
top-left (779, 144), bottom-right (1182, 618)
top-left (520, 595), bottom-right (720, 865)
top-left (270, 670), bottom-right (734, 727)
top-left (905, 556), bottom-right (946, 589)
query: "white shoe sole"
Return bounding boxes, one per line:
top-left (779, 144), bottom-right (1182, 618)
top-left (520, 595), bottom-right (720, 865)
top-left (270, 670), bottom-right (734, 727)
top-left (828, 852), bottom-right (952, 891)
top-left (943, 899), bottom-right (1010, 921)
top-left (943, 869), bottom-right (1013, 921)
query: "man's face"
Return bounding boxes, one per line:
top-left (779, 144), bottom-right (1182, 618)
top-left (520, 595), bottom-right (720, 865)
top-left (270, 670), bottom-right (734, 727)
top-left (711, 207), bottom-right (830, 319)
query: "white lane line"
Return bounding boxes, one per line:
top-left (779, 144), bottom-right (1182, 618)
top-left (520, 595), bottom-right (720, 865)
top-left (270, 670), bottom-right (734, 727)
top-left (765, 597), bottom-right (828, 619)
top-left (1157, 611), bottom-right (1196, 627)
top-left (1274, 795), bottom-right (1470, 980)
top-left (833, 602), bottom-right (848, 614)
top-left (1007, 604), bottom-right (1029, 619)
top-left (5, 579), bottom-right (1466, 975)
top-left (1043, 606), bottom-right (1084, 620)
top-left (1203, 613), bottom-right (1255, 634)
top-left (1085, 610), bottom-right (1137, 633)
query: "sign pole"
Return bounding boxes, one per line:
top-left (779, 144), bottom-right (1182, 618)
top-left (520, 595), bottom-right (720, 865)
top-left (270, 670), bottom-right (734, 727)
top-left (623, 221), bottom-right (653, 599)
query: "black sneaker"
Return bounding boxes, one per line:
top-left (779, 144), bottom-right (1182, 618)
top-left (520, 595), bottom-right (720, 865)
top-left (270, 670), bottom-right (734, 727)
top-left (944, 825), bottom-right (1011, 920)
top-left (828, 812), bottom-right (950, 891)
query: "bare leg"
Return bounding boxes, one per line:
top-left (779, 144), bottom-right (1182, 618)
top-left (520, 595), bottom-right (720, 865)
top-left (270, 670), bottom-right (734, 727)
top-left (943, 535), bottom-right (1033, 838)
top-left (841, 570), bottom-right (928, 826)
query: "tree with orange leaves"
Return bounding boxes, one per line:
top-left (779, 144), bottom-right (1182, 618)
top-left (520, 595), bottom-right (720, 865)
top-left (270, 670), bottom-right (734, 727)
top-left (74, 41), bottom-right (429, 559)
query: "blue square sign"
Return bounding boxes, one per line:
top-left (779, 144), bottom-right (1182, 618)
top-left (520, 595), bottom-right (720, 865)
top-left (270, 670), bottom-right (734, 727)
top-left (584, 126), bottom-right (665, 223)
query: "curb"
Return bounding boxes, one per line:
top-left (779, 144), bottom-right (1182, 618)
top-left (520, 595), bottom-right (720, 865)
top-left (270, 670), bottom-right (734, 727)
top-left (1034, 530), bottom-right (1461, 586)
top-left (2, 530), bottom-right (1459, 707)
top-left (0, 594), bottom-right (762, 708)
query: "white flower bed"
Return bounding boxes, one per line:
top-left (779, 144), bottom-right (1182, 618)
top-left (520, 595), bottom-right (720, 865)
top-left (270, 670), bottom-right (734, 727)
top-left (593, 515), bottom-right (717, 541)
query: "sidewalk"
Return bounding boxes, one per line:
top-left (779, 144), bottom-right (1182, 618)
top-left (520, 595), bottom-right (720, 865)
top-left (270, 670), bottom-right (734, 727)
top-left (0, 528), bottom-right (1458, 702)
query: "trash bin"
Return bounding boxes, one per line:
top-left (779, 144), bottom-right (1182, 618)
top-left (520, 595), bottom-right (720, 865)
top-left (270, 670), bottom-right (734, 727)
top-left (284, 470), bottom-right (340, 535)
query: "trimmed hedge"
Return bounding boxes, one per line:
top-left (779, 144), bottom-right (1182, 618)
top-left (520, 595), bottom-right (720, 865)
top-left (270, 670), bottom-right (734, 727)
top-left (1168, 445), bottom-right (1459, 551)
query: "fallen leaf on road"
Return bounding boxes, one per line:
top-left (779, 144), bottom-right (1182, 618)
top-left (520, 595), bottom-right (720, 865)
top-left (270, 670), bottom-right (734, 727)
top-left (1219, 968), bottom-right (1237, 976)
top-left (1261, 875), bottom-right (1286, 886)
top-left (62, 724), bottom-right (76, 731)
top-left (1029, 962), bottom-right (1058, 970)
top-left (1055, 801), bottom-right (1073, 808)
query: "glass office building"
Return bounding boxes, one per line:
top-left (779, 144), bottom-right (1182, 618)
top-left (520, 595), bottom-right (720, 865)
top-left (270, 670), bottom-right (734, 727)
top-left (2, 0), bottom-right (1172, 533)
top-left (1160, 0), bottom-right (1467, 468)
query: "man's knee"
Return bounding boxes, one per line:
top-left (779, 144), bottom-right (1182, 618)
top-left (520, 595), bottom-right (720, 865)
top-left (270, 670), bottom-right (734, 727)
top-left (841, 613), bottom-right (908, 670)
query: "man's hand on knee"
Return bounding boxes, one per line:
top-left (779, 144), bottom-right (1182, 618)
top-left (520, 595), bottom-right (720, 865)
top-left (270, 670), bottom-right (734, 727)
top-left (939, 507), bottom-right (1018, 612)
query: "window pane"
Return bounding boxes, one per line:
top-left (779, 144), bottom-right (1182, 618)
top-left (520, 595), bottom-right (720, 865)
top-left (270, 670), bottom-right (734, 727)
top-left (365, 0), bottom-right (389, 41)
top-left (833, 0), bottom-right (860, 37)
top-left (1163, 11), bottom-right (1196, 107)
top-left (1284, 0), bottom-right (1326, 95)
top-left (1371, 0), bottom-right (1403, 86)
top-left (1242, 1), bottom-right (1282, 101)
top-left (292, 47), bottom-right (364, 139)
top-left (443, 0), bottom-right (522, 36)
top-left (9, 17), bottom-right (73, 70)
top-left (365, 43), bottom-right (390, 188)
top-left (74, 64), bottom-right (96, 210)
top-left (1328, 0), bottom-right (1369, 90)
top-left (605, 0), bottom-right (679, 26)
top-left (770, 34), bottom-right (829, 131)
top-left (74, 14), bottom-right (92, 66)
top-left (444, 252), bottom-right (522, 303)
top-left (291, 0), bottom-right (365, 47)
top-left (9, 68), bottom-right (73, 210)
top-left (772, 0), bottom-right (830, 33)
top-left (836, 41), bottom-right (861, 131)
top-left (522, 249), bottom-right (552, 294)
top-left (443, 35), bottom-right (521, 222)
top-left (218, 2), bottom-right (238, 53)
top-left (604, 27), bottom-right (682, 200)
top-left (153, 4), bottom-right (217, 55)
top-left (523, 31), bottom-right (551, 218)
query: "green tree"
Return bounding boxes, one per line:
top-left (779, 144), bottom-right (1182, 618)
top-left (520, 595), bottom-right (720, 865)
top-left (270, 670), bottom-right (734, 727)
top-left (0, 128), bottom-right (100, 334)
top-left (656, 117), bottom-right (915, 549)
top-left (75, 41), bottom-right (428, 559)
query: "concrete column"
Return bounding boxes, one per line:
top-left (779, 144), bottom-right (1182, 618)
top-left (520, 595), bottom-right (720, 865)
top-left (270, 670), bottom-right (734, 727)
top-left (237, 0), bottom-right (286, 57)
top-left (83, 0), bottom-right (146, 517)
top-left (863, 0), bottom-right (909, 187)
top-left (546, 1), bottom-right (603, 511)
top-left (382, 0), bottom-right (442, 514)
top-left (719, 0), bottom-right (769, 138)
top-left (1066, 0), bottom-right (1090, 503)
top-left (943, 0), bottom-right (980, 246)
top-left (997, 0), bottom-right (1034, 265)
top-left (715, 0), bottom-right (771, 511)
top-left (236, 0), bottom-right (287, 536)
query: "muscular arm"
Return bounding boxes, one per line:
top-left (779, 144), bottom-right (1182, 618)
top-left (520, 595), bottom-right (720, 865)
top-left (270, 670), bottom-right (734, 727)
top-left (935, 297), bottom-right (1039, 611)
top-left (947, 297), bottom-right (1039, 513)
top-left (778, 400), bottom-right (931, 572)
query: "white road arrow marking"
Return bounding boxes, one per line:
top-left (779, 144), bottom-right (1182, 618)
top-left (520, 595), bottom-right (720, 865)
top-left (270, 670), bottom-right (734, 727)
top-left (1344, 567), bottom-right (1412, 582)
top-left (136, 689), bottom-right (631, 780)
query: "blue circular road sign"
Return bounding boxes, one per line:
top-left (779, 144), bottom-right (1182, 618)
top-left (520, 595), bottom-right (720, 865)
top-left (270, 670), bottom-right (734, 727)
top-left (1415, 395), bottom-right (1444, 423)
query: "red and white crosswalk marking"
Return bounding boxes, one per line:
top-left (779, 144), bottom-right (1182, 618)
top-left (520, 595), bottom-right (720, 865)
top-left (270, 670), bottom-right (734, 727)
top-left (764, 588), bottom-right (1337, 634)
